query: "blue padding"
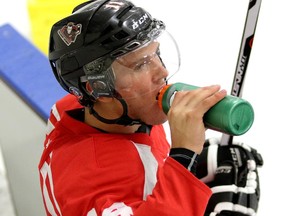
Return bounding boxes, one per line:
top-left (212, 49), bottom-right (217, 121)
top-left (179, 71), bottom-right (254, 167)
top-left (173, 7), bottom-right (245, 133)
top-left (0, 24), bottom-right (67, 121)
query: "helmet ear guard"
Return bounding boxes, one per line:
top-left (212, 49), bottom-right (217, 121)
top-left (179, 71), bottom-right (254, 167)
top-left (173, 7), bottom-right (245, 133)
top-left (82, 59), bottom-right (116, 99)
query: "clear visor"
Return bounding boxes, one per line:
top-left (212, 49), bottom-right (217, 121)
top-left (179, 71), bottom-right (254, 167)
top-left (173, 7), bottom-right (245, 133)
top-left (112, 29), bottom-right (180, 99)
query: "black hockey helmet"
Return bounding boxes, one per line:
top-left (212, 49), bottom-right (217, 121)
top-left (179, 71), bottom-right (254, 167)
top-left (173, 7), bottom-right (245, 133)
top-left (49, 0), bottom-right (180, 106)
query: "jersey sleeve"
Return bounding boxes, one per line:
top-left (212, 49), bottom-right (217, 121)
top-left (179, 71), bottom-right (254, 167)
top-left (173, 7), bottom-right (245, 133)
top-left (131, 157), bottom-right (212, 215)
top-left (77, 156), bottom-right (211, 216)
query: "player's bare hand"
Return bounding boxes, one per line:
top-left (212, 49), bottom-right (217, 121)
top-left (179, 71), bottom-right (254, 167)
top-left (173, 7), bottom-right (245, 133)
top-left (168, 85), bottom-right (227, 154)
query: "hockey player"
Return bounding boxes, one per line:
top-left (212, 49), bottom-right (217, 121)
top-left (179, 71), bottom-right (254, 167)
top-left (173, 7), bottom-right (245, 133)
top-left (39, 0), bottom-right (262, 215)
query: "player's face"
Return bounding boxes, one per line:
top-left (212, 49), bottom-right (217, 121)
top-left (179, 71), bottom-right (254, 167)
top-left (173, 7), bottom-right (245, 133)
top-left (112, 41), bottom-right (169, 125)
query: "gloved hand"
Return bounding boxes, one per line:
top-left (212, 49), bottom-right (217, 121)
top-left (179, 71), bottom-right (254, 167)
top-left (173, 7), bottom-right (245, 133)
top-left (196, 138), bottom-right (263, 216)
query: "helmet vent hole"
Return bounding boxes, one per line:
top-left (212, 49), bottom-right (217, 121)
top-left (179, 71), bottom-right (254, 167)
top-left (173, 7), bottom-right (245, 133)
top-left (126, 42), bottom-right (141, 50)
top-left (114, 30), bottom-right (129, 40)
top-left (116, 6), bottom-right (133, 19)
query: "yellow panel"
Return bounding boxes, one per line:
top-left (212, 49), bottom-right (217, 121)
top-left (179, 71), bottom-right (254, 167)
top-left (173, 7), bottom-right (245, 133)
top-left (27, 0), bottom-right (84, 55)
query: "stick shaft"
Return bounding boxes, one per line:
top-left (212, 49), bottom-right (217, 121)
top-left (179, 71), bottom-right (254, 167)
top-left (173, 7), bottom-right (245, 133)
top-left (221, 0), bottom-right (262, 145)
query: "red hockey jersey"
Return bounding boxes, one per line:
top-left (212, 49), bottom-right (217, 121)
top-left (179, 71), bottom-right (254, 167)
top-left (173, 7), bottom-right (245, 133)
top-left (39, 94), bottom-right (211, 216)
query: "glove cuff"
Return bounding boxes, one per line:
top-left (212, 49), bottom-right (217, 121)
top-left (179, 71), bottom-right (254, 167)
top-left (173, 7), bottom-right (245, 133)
top-left (170, 148), bottom-right (199, 175)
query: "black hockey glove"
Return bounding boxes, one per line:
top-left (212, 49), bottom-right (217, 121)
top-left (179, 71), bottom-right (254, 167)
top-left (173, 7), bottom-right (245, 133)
top-left (196, 138), bottom-right (263, 216)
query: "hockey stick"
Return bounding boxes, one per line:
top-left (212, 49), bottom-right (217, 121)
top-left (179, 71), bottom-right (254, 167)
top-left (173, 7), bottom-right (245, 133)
top-left (220, 0), bottom-right (262, 145)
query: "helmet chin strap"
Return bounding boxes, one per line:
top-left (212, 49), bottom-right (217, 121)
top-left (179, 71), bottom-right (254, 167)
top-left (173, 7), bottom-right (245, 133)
top-left (88, 98), bottom-right (144, 126)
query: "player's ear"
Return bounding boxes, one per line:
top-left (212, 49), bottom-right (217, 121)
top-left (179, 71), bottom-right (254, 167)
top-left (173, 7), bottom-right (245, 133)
top-left (85, 82), bottom-right (113, 102)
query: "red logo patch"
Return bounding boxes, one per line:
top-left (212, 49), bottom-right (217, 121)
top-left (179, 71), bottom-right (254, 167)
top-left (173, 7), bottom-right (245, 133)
top-left (58, 22), bottom-right (82, 46)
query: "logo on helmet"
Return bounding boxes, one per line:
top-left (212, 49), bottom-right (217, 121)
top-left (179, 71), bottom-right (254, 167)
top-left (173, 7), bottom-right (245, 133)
top-left (132, 13), bottom-right (149, 30)
top-left (58, 22), bottom-right (82, 46)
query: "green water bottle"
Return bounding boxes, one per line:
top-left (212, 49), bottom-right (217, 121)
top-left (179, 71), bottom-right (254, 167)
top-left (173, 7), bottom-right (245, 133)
top-left (158, 82), bottom-right (254, 136)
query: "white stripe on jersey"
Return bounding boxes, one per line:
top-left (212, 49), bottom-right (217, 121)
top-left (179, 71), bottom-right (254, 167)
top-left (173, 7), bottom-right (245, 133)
top-left (46, 103), bottom-right (59, 136)
top-left (40, 152), bottom-right (62, 216)
top-left (52, 104), bottom-right (61, 121)
top-left (133, 143), bottom-right (158, 200)
top-left (46, 119), bottom-right (55, 136)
